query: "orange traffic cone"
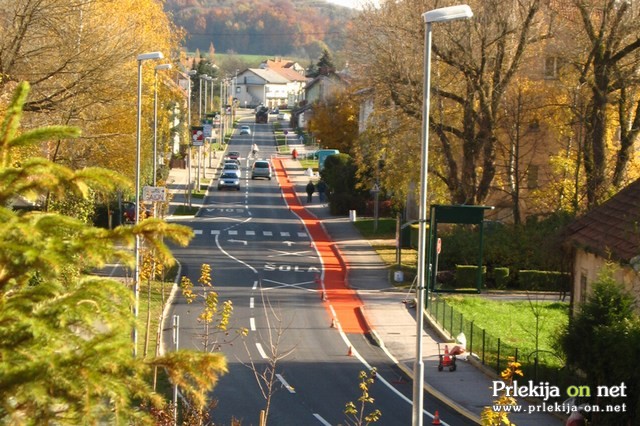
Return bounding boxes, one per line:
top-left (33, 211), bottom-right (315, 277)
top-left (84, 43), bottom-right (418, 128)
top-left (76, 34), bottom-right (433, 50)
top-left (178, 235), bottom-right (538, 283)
top-left (432, 410), bottom-right (441, 425)
top-left (443, 345), bottom-right (451, 365)
top-left (347, 346), bottom-right (353, 356)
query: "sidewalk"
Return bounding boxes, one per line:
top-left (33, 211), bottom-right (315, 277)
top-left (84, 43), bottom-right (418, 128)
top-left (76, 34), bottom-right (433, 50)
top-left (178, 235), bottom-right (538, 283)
top-left (278, 157), bottom-right (565, 426)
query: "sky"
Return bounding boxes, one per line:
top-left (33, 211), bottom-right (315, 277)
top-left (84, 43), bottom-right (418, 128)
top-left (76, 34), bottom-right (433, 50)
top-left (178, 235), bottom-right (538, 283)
top-left (325, 0), bottom-right (379, 9)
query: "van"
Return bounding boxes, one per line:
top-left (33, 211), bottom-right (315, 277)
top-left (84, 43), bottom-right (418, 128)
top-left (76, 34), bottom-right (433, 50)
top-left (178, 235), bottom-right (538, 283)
top-left (251, 160), bottom-right (272, 180)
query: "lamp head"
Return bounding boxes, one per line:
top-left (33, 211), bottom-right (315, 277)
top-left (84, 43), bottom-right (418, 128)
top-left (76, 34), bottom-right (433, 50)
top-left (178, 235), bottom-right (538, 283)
top-left (423, 5), bottom-right (473, 24)
top-left (155, 63), bottom-right (172, 71)
top-left (137, 51), bottom-right (164, 61)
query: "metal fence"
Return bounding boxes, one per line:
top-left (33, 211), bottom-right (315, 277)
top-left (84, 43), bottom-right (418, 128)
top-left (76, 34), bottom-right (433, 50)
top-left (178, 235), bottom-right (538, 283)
top-left (426, 295), bottom-right (579, 390)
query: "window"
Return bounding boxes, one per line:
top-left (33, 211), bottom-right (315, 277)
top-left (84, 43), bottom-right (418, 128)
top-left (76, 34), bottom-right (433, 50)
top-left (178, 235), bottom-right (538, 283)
top-left (544, 56), bottom-right (559, 79)
top-left (580, 270), bottom-right (588, 304)
top-left (527, 165), bottom-right (539, 189)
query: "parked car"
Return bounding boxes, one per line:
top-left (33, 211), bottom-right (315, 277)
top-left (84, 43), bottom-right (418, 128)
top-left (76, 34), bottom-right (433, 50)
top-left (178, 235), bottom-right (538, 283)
top-left (251, 160), bottom-right (273, 180)
top-left (218, 171), bottom-right (241, 191)
top-left (223, 162), bottom-right (241, 178)
top-left (239, 125), bottom-right (251, 135)
top-left (122, 201), bottom-right (152, 223)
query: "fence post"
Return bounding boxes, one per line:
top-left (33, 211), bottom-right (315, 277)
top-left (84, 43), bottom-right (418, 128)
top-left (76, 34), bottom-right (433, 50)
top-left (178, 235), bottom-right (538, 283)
top-left (435, 296), bottom-right (439, 323)
top-left (449, 305), bottom-right (454, 335)
top-left (497, 338), bottom-right (501, 374)
top-left (469, 320), bottom-right (474, 355)
top-left (459, 312), bottom-right (464, 335)
top-left (515, 347), bottom-right (518, 363)
top-left (482, 328), bottom-right (486, 365)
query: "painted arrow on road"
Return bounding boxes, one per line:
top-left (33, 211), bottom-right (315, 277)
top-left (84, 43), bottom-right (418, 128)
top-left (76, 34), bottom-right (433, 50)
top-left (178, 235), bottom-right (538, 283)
top-left (228, 239), bottom-right (247, 245)
top-left (283, 241), bottom-right (294, 246)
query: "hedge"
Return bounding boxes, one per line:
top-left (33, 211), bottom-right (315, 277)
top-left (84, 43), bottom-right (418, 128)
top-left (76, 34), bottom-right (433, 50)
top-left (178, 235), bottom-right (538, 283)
top-left (517, 270), bottom-right (571, 292)
top-left (455, 265), bottom-right (486, 288)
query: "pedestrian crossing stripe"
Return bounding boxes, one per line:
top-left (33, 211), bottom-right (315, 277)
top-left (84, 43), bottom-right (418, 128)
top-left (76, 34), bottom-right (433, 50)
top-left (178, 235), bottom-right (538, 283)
top-left (196, 229), bottom-right (308, 238)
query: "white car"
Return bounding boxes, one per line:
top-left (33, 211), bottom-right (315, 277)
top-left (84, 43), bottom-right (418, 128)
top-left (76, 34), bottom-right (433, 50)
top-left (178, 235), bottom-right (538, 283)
top-left (239, 125), bottom-right (251, 135)
top-left (222, 162), bottom-right (241, 178)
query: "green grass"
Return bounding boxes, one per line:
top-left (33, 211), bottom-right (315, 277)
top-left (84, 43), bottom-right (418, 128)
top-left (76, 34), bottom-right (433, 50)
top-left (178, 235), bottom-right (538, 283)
top-left (352, 218), bottom-right (397, 238)
top-left (441, 295), bottom-right (568, 368)
top-left (173, 205), bottom-right (200, 215)
top-left (298, 158), bottom-right (317, 170)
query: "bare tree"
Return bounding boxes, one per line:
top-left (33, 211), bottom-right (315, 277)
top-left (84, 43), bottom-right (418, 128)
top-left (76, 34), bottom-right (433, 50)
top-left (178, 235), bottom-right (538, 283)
top-left (555, 0), bottom-right (640, 206)
top-left (241, 295), bottom-right (296, 426)
top-left (347, 0), bottom-right (547, 206)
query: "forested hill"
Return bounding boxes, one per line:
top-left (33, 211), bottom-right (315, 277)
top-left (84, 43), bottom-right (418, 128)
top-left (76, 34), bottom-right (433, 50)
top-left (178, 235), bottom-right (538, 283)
top-left (165, 0), bottom-right (357, 56)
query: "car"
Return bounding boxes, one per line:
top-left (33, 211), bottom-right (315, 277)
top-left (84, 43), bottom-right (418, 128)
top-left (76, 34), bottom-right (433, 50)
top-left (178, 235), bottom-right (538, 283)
top-left (226, 151), bottom-right (240, 160)
top-left (224, 158), bottom-right (241, 166)
top-left (277, 112), bottom-right (290, 121)
top-left (239, 125), bottom-right (251, 135)
top-left (122, 201), bottom-right (152, 223)
top-left (218, 172), bottom-right (240, 191)
top-left (223, 162), bottom-right (241, 178)
top-left (251, 160), bottom-right (273, 180)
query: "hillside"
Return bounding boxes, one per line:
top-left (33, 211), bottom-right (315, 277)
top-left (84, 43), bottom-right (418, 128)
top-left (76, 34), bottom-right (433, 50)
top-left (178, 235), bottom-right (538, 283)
top-left (164, 0), bottom-right (357, 56)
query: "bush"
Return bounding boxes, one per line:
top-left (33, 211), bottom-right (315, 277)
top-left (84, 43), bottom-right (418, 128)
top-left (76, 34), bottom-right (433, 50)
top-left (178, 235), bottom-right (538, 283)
top-left (492, 267), bottom-right (510, 289)
top-left (454, 265), bottom-right (486, 289)
top-left (328, 192), bottom-right (366, 216)
top-left (517, 270), bottom-right (570, 292)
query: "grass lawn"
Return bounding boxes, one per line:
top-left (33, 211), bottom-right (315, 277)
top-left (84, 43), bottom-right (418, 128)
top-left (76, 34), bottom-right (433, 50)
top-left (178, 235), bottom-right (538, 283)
top-left (441, 295), bottom-right (568, 368)
top-left (173, 205), bottom-right (200, 215)
top-left (353, 218), bottom-right (418, 286)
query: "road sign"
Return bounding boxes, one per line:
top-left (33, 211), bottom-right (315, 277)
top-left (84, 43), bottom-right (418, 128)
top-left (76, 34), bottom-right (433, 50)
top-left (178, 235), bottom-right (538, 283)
top-left (143, 186), bottom-right (166, 202)
top-left (191, 126), bottom-right (204, 146)
top-left (436, 237), bottom-right (442, 254)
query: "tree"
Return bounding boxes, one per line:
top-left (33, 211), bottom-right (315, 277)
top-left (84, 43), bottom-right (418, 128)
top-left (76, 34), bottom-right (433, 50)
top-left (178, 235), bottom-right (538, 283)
top-left (308, 92), bottom-right (359, 155)
top-left (316, 48), bottom-right (336, 76)
top-left (481, 358), bottom-right (523, 425)
top-left (556, 264), bottom-right (640, 425)
top-left (554, 0), bottom-right (640, 207)
top-left (0, 0), bottom-right (182, 190)
top-left (347, 0), bottom-right (547, 206)
top-left (0, 82), bottom-right (227, 424)
top-left (344, 369), bottom-right (381, 426)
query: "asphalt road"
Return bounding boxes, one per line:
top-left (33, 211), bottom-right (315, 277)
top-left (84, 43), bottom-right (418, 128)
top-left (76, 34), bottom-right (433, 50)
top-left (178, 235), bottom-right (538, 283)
top-left (165, 117), bottom-right (477, 426)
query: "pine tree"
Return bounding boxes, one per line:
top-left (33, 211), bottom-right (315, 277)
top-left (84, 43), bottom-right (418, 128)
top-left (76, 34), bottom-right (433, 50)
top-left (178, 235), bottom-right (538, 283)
top-left (0, 82), bottom-right (227, 424)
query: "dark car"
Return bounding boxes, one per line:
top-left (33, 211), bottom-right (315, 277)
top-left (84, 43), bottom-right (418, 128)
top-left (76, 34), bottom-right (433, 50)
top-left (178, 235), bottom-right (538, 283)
top-left (226, 151), bottom-right (241, 160)
top-left (218, 172), bottom-right (241, 191)
top-left (122, 201), bottom-right (152, 223)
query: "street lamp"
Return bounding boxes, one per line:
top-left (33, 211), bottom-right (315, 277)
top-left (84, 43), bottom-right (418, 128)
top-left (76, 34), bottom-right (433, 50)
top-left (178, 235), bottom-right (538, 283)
top-left (183, 70), bottom-right (197, 208)
top-left (135, 50), bottom-right (164, 357)
top-left (413, 5), bottom-right (472, 426)
top-left (153, 63), bottom-right (172, 186)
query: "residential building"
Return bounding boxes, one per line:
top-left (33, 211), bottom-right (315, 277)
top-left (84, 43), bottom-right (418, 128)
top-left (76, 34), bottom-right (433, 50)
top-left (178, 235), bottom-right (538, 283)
top-left (564, 178), bottom-right (640, 314)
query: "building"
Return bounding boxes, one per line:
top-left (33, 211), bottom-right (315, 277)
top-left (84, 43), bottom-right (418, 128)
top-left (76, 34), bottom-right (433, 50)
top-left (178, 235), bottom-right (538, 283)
top-left (564, 178), bottom-right (640, 313)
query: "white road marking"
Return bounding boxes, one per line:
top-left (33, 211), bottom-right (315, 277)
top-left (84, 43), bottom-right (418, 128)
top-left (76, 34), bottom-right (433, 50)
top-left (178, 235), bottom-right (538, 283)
top-left (267, 249), bottom-right (312, 258)
top-left (250, 317), bottom-right (256, 331)
top-left (252, 281), bottom-right (258, 290)
top-left (263, 231), bottom-right (273, 236)
top-left (298, 232), bottom-right (307, 238)
top-left (228, 230), bottom-right (238, 235)
top-left (246, 230), bottom-right (255, 235)
top-left (249, 297), bottom-right (254, 308)
top-left (211, 230), bottom-right (220, 235)
top-left (276, 374), bottom-right (296, 393)
top-left (255, 343), bottom-right (267, 359)
top-left (313, 414), bottom-right (331, 426)
top-left (194, 229), bottom-right (203, 235)
top-left (280, 231), bottom-right (290, 237)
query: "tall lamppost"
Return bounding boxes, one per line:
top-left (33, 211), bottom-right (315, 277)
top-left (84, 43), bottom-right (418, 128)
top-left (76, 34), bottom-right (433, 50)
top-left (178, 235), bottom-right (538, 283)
top-left (153, 63), bottom-right (172, 186)
top-left (135, 51), bottom-right (164, 357)
top-left (413, 6), bottom-right (472, 426)
top-left (184, 70), bottom-right (197, 207)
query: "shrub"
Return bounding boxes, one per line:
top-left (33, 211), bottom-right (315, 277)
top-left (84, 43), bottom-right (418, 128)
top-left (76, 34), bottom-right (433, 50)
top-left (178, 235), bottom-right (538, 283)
top-left (454, 265), bottom-right (486, 289)
top-left (517, 270), bottom-right (570, 291)
top-left (492, 267), bottom-right (510, 289)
